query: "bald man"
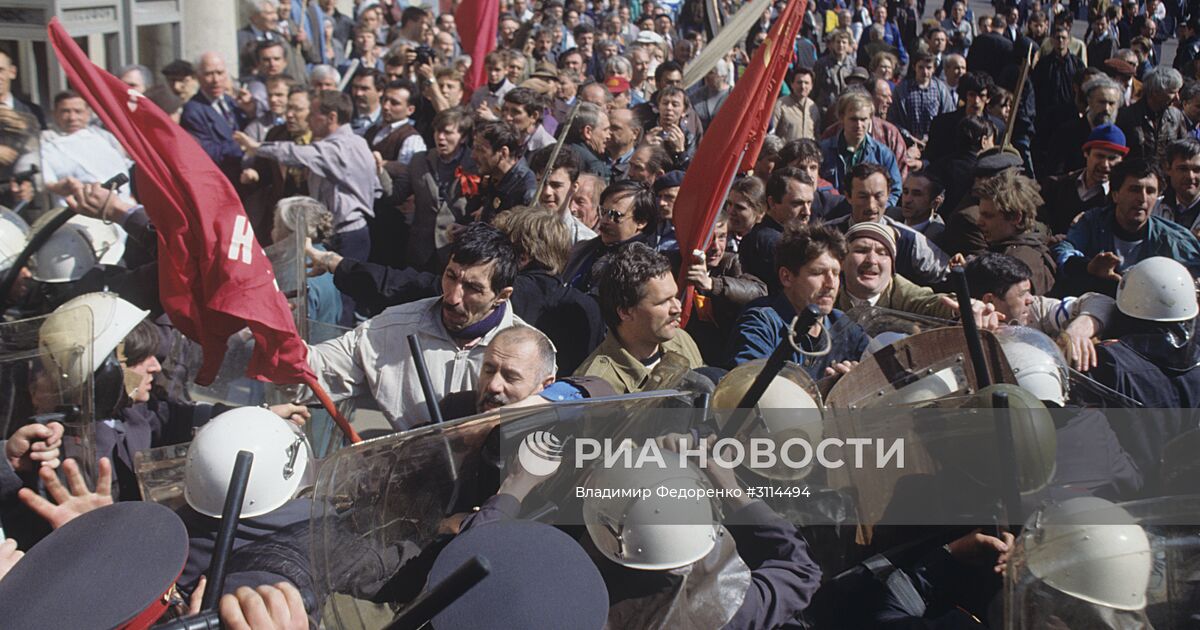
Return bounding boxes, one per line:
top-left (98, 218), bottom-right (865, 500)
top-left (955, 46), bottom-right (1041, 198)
top-left (180, 52), bottom-right (252, 181)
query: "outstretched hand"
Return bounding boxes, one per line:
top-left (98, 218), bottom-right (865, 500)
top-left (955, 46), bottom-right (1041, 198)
top-left (18, 457), bottom-right (113, 529)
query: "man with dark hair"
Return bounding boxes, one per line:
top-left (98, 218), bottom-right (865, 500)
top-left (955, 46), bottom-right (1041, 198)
top-left (738, 166), bottom-right (816, 294)
top-left (928, 114), bottom-right (997, 212)
top-left (923, 71), bottom-right (1006, 163)
top-left (349, 68), bottom-right (385, 135)
top-left (624, 144), bottom-right (670, 187)
top-left (367, 80), bottom-right (426, 169)
top-left (398, 107), bottom-right (475, 272)
top-left (563, 180), bottom-right (658, 294)
top-left (529, 145), bottom-right (595, 243)
top-left (306, 223), bottom-right (526, 429)
top-left (575, 242), bottom-right (703, 393)
top-left (1053, 158), bottom-right (1200, 296)
top-left (1032, 24), bottom-right (1086, 156)
top-left (468, 120), bottom-right (535, 222)
top-left (965, 253), bottom-right (1115, 360)
top-left (236, 89), bottom-right (381, 323)
top-left (826, 163), bottom-right (950, 286)
top-left (890, 50), bottom-right (957, 140)
top-left (889, 170), bottom-right (946, 245)
top-left (728, 224), bottom-right (870, 380)
top-left (502, 87), bottom-right (555, 152)
top-left (1154, 137), bottom-right (1200, 232)
top-left (565, 102), bottom-right (612, 179)
top-left (781, 138), bottom-right (844, 219)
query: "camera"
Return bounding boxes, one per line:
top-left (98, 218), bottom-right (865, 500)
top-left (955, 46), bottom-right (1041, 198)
top-left (414, 45), bottom-right (435, 67)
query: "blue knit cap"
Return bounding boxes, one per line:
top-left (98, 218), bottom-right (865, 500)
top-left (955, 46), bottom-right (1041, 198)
top-left (1083, 123), bottom-right (1129, 155)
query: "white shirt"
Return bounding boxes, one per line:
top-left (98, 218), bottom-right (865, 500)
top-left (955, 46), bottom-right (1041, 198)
top-left (40, 126), bottom-right (135, 203)
top-left (372, 118), bottom-right (427, 166)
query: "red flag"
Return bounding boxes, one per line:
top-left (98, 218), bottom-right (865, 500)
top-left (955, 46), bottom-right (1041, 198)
top-left (47, 19), bottom-right (361, 442)
top-left (456, 0), bottom-right (500, 95)
top-left (672, 0), bottom-right (806, 326)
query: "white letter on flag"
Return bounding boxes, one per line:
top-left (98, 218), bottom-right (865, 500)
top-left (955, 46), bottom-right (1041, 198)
top-left (228, 215), bottom-right (254, 264)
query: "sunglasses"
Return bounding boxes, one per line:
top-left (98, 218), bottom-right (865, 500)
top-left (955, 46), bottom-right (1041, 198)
top-left (601, 207), bottom-right (629, 222)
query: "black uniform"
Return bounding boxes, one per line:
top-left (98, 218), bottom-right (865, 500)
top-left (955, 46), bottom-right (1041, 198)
top-left (1091, 326), bottom-right (1200, 493)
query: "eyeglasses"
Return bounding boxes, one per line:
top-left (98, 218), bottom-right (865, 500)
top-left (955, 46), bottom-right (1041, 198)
top-left (601, 207), bottom-right (629, 222)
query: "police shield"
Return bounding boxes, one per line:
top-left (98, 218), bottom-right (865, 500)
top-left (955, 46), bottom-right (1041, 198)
top-left (309, 391), bottom-right (706, 629)
top-left (1006, 494), bottom-right (1200, 629)
top-left (264, 211), bottom-right (308, 335)
top-left (825, 325), bottom-right (1016, 409)
top-left (0, 306), bottom-right (95, 543)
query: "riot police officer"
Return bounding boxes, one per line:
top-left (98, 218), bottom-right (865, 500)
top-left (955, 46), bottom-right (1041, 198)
top-left (1089, 257), bottom-right (1200, 491)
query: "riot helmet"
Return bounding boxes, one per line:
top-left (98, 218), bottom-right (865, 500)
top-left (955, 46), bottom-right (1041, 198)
top-left (582, 450), bottom-right (721, 571)
top-left (184, 406), bottom-right (311, 518)
top-left (995, 326), bottom-right (1070, 407)
top-left (1116, 257), bottom-right (1198, 323)
top-left (29, 222), bottom-right (98, 283)
top-left (37, 292), bottom-right (148, 413)
top-left (0, 207), bottom-right (29, 272)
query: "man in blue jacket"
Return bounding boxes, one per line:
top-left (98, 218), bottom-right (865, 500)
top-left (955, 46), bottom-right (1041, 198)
top-left (819, 92), bottom-right (903, 205)
top-left (727, 223), bottom-right (870, 381)
top-left (1052, 158), bottom-right (1200, 296)
top-left (180, 52), bottom-right (252, 182)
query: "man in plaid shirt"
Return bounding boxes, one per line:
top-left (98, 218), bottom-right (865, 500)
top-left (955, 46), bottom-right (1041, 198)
top-left (889, 51), bottom-right (957, 140)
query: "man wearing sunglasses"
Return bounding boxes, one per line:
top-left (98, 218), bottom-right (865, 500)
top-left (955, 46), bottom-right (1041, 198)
top-left (562, 179), bottom-right (659, 295)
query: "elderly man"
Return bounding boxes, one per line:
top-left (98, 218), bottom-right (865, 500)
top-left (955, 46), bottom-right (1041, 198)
top-left (835, 221), bottom-right (957, 318)
top-left (1155, 138), bottom-right (1200, 233)
top-left (1044, 76), bottom-right (1124, 175)
top-left (566, 102), bottom-right (612, 179)
top-left (574, 242), bottom-right (703, 394)
top-left (306, 224), bottom-right (526, 429)
top-left (181, 52), bottom-right (253, 181)
top-left (1116, 65), bottom-right (1188, 164)
top-left (728, 223), bottom-right (870, 380)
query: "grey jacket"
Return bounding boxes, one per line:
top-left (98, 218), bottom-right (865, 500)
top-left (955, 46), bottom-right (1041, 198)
top-left (258, 124), bottom-right (381, 232)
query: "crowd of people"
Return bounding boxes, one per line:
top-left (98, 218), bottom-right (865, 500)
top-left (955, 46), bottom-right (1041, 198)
top-left (1, 0), bottom-right (1200, 626)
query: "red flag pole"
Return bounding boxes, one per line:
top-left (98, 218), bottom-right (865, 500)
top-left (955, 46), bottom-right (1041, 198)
top-left (303, 375), bottom-right (363, 444)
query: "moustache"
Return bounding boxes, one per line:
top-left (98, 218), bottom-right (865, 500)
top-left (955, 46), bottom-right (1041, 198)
top-left (480, 391), bottom-right (510, 409)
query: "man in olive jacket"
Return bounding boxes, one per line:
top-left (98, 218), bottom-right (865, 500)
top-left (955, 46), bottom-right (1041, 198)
top-left (575, 242), bottom-right (703, 394)
top-left (835, 222), bottom-right (959, 319)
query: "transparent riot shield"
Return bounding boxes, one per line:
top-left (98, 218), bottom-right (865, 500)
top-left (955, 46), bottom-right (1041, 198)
top-left (310, 390), bottom-right (698, 629)
top-left (0, 306), bottom-right (94, 544)
top-left (1006, 494), bottom-right (1200, 629)
top-left (264, 212), bottom-right (308, 338)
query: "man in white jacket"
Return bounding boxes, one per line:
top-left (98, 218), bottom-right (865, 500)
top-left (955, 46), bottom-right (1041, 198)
top-left (305, 224), bottom-right (526, 429)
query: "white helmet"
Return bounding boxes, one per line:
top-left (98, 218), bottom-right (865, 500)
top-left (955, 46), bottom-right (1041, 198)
top-left (184, 407), bottom-right (311, 518)
top-left (29, 223), bottom-right (99, 283)
top-left (712, 361), bottom-right (823, 480)
top-left (888, 366), bottom-right (967, 406)
top-left (0, 208), bottom-right (29, 272)
top-left (1022, 497), bottom-right (1152, 611)
top-left (67, 215), bottom-right (127, 266)
top-left (582, 450), bottom-right (720, 571)
top-left (996, 327), bottom-right (1069, 407)
top-left (1116, 257), bottom-right (1199, 322)
top-left (38, 292), bottom-right (149, 392)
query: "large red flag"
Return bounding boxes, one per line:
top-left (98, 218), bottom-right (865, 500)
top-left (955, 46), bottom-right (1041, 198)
top-left (456, 0), bottom-right (500, 95)
top-left (673, 0), bottom-right (806, 326)
top-left (47, 19), bottom-right (360, 441)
